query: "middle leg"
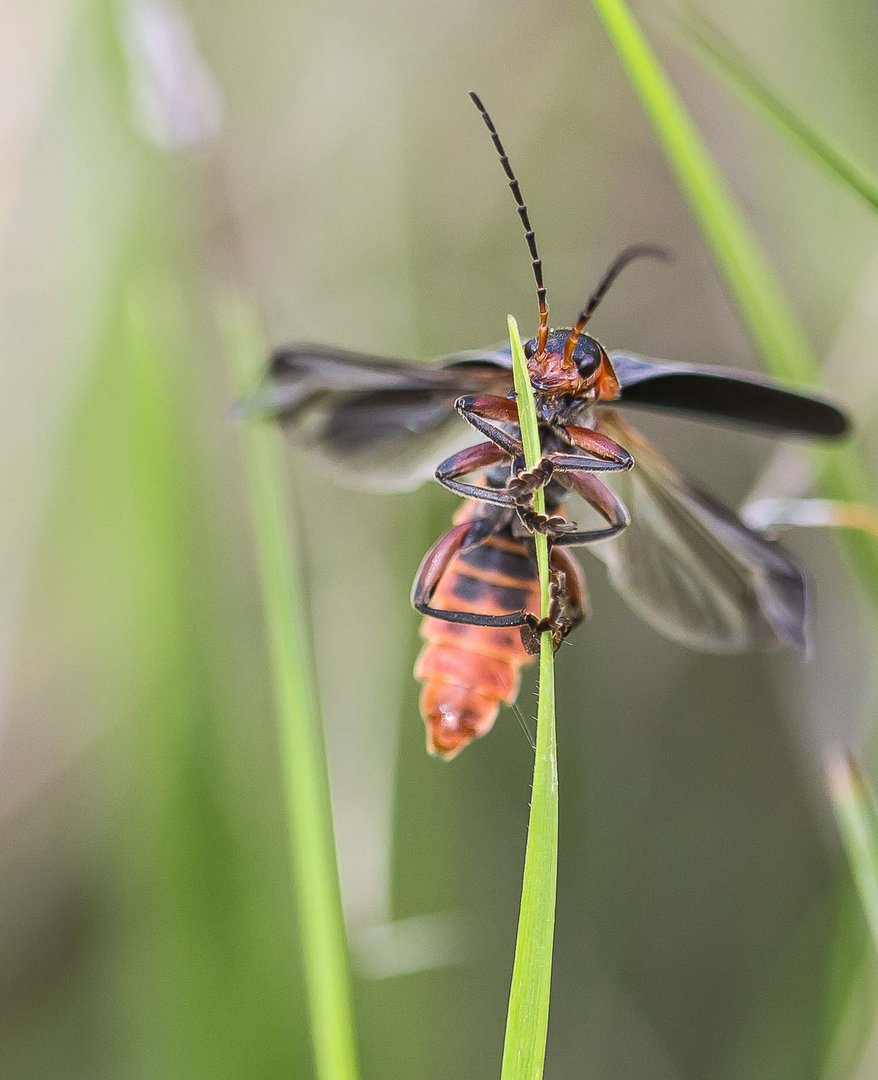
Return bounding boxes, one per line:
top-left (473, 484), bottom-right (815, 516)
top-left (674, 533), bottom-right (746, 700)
top-left (435, 440), bottom-right (517, 507)
top-left (550, 472), bottom-right (631, 546)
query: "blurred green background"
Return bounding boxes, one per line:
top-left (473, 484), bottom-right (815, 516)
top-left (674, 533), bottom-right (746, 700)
top-left (2, 0), bottom-right (878, 1077)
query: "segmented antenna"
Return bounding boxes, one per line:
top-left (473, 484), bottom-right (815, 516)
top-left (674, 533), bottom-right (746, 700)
top-left (564, 245), bottom-right (669, 362)
top-left (469, 91), bottom-right (549, 354)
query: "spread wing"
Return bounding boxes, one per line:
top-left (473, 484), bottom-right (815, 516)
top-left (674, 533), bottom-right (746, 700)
top-left (236, 345), bottom-right (513, 491)
top-left (235, 339), bottom-right (848, 492)
top-left (609, 351), bottom-right (849, 438)
top-left (571, 413), bottom-right (809, 653)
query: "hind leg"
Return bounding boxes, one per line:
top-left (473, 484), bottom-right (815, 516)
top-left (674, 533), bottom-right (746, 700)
top-left (411, 520), bottom-right (536, 628)
top-left (519, 547), bottom-right (588, 654)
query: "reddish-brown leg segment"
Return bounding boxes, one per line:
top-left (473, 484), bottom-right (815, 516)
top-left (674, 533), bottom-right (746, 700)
top-left (411, 521), bottom-right (532, 628)
top-left (519, 545), bottom-right (590, 654)
top-left (509, 431), bottom-right (632, 498)
top-left (454, 394), bottom-right (523, 457)
top-left (445, 404), bottom-right (633, 529)
top-left (447, 396), bottom-right (634, 547)
top-left (435, 440), bottom-right (517, 506)
top-left (551, 547), bottom-right (588, 625)
top-left (455, 394), bottom-right (520, 423)
top-left (551, 472), bottom-right (631, 546)
top-left (562, 425), bottom-right (634, 468)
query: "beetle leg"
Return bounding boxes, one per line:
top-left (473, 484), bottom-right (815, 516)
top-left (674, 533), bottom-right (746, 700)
top-left (451, 401), bottom-right (632, 546)
top-left (562, 425), bottom-right (634, 468)
top-left (435, 440), bottom-right (517, 506)
top-left (519, 551), bottom-right (588, 654)
top-left (513, 462), bottom-right (629, 541)
top-left (551, 548), bottom-right (588, 628)
top-left (507, 440), bottom-right (632, 502)
top-left (507, 426), bottom-right (631, 499)
top-left (454, 394), bottom-right (523, 457)
top-left (515, 505), bottom-right (580, 539)
top-left (411, 521), bottom-right (532, 628)
top-left (505, 457), bottom-right (556, 500)
top-left (550, 472), bottom-right (631, 547)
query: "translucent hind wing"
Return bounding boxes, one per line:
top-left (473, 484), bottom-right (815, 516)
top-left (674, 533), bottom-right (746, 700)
top-left (574, 414), bottom-right (809, 653)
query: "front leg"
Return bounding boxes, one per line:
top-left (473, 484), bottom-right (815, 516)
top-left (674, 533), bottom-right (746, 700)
top-left (506, 432), bottom-right (633, 500)
top-left (434, 436), bottom-right (586, 537)
top-left (455, 394), bottom-right (523, 456)
top-left (452, 400), bottom-right (633, 544)
top-left (454, 397), bottom-right (569, 531)
top-left (563, 425), bottom-right (634, 469)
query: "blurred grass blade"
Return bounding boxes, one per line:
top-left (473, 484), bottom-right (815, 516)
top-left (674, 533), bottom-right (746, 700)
top-left (682, 14), bottom-right (878, 214)
top-left (590, 0), bottom-right (878, 619)
top-left (827, 752), bottom-right (878, 956)
top-left (224, 296), bottom-right (360, 1080)
top-left (501, 315), bottom-right (558, 1080)
top-left (742, 498), bottom-right (878, 538)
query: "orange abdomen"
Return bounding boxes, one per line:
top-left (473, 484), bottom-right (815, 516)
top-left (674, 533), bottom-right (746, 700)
top-left (415, 507), bottom-right (540, 759)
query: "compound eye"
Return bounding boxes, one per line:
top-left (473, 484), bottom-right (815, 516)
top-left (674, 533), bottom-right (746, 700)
top-left (523, 338), bottom-right (537, 359)
top-left (571, 337), bottom-right (602, 377)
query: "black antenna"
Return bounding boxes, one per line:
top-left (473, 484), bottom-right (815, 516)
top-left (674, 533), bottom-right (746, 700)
top-left (565, 245), bottom-right (669, 362)
top-left (469, 91), bottom-right (549, 354)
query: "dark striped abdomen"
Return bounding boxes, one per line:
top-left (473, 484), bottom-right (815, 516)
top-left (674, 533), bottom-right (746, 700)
top-left (414, 503), bottom-right (540, 759)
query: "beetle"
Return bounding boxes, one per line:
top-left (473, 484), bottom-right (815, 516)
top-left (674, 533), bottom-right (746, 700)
top-left (240, 93), bottom-right (850, 759)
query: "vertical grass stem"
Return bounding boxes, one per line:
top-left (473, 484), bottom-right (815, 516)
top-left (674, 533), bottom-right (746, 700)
top-left (225, 298), bottom-right (360, 1080)
top-left (500, 315), bottom-right (559, 1080)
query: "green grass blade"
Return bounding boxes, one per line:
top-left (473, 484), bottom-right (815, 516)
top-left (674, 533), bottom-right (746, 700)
top-left (224, 297), bottom-right (361, 1080)
top-left (500, 316), bottom-right (558, 1080)
top-left (682, 14), bottom-right (878, 214)
top-left (827, 752), bottom-right (878, 955)
top-left (590, 0), bottom-right (878, 619)
top-left (508, 316), bottom-right (551, 623)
